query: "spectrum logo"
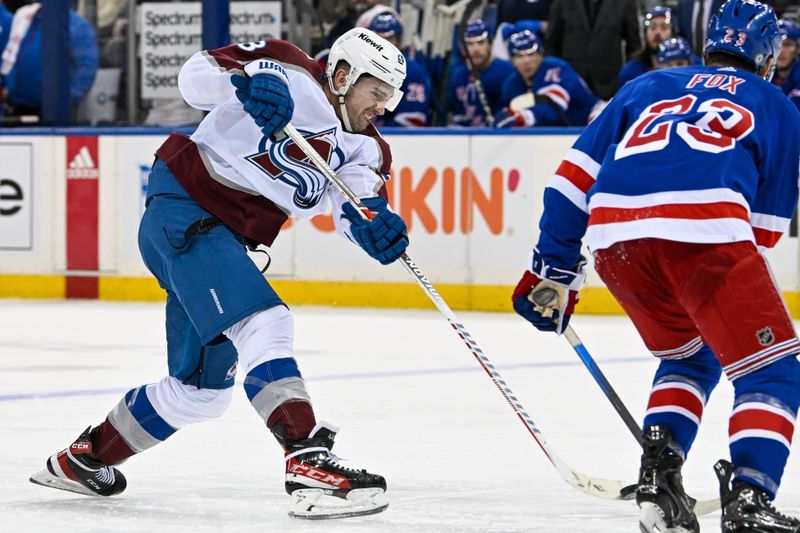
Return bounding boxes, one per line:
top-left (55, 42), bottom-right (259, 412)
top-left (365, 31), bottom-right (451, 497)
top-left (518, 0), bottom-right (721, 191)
top-left (284, 166), bottom-right (521, 235)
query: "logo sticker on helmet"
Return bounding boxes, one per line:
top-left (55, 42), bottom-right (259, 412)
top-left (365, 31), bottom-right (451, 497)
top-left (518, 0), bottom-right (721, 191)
top-left (357, 32), bottom-right (384, 52)
top-left (723, 29), bottom-right (748, 46)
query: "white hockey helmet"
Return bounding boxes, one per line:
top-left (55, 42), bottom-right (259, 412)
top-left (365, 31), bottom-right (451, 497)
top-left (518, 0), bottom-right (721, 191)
top-left (326, 28), bottom-right (406, 130)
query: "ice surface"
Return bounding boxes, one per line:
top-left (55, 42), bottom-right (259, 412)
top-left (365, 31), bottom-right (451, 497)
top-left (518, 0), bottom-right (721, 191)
top-left (1, 300), bottom-right (798, 532)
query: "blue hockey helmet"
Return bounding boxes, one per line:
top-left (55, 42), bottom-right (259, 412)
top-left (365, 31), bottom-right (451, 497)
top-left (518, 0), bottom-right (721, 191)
top-left (508, 29), bottom-right (542, 56)
top-left (657, 37), bottom-right (693, 63)
top-left (644, 6), bottom-right (674, 28)
top-left (778, 19), bottom-right (800, 44)
top-left (369, 12), bottom-right (404, 39)
top-left (705, 0), bottom-right (781, 79)
top-left (464, 19), bottom-right (493, 42)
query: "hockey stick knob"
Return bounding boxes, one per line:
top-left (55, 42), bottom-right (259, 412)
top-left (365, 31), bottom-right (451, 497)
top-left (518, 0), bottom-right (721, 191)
top-left (530, 286), bottom-right (558, 307)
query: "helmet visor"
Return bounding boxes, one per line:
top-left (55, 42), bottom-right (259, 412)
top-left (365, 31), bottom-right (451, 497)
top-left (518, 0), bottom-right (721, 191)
top-left (351, 80), bottom-right (404, 112)
top-left (386, 88), bottom-right (403, 111)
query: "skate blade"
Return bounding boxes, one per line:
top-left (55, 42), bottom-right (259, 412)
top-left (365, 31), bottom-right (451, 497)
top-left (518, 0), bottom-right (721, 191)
top-left (288, 488), bottom-right (389, 520)
top-left (638, 502), bottom-right (696, 533)
top-left (29, 467), bottom-right (98, 497)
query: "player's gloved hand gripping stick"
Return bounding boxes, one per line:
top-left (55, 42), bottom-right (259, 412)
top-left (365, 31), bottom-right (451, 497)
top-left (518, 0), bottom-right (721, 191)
top-left (231, 60), bottom-right (295, 138)
top-left (341, 197), bottom-right (408, 265)
top-left (282, 122), bottom-right (636, 502)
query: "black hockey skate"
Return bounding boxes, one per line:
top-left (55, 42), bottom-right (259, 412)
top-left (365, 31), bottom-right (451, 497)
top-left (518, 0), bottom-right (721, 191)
top-left (715, 459), bottom-right (800, 533)
top-left (29, 426), bottom-right (126, 497)
top-left (636, 425), bottom-right (699, 533)
top-left (277, 421), bottom-right (388, 520)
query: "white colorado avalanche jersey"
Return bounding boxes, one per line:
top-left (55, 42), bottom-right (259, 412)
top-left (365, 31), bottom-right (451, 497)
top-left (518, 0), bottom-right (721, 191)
top-left (169, 40), bottom-right (393, 242)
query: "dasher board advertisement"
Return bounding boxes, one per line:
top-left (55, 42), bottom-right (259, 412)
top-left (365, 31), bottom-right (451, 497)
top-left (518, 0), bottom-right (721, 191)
top-left (139, 2), bottom-right (282, 99)
top-left (0, 143), bottom-right (33, 250)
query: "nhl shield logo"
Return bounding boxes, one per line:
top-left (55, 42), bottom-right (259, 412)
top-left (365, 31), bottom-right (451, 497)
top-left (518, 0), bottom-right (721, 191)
top-left (756, 327), bottom-right (775, 347)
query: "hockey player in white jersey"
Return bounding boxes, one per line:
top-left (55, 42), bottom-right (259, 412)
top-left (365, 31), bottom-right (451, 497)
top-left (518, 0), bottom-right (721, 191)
top-left (30, 28), bottom-right (408, 520)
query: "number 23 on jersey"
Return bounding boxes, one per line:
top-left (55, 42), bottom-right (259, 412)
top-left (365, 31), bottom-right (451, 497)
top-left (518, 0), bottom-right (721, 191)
top-left (616, 94), bottom-right (754, 159)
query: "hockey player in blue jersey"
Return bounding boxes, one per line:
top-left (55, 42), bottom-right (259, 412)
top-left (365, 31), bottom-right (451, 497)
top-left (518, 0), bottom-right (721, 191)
top-left (511, 1), bottom-right (800, 532)
top-left (368, 12), bottom-right (434, 127)
top-left (446, 20), bottom-right (514, 127)
top-left (656, 37), bottom-right (694, 69)
top-left (618, 6), bottom-right (676, 88)
top-left (493, 29), bottom-right (598, 128)
top-left (774, 18), bottom-right (800, 111)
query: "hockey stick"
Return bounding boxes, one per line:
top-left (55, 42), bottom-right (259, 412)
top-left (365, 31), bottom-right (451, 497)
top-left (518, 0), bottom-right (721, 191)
top-left (508, 91), bottom-right (573, 126)
top-left (530, 288), bottom-right (720, 515)
top-left (531, 288), bottom-right (643, 446)
top-left (283, 122), bottom-right (633, 502)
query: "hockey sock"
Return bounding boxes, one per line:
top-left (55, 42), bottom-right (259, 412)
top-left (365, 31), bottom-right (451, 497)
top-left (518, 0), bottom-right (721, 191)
top-left (643, 345), bottom-right (722, 458)
top-left (89, 418), bottom-right (137, 466)
top-left (92, 385), bottom-right (179, 465)
top-left (728, 355), bottom-right (800, 498)
top-left (243, 357), bottom-right (316, 443)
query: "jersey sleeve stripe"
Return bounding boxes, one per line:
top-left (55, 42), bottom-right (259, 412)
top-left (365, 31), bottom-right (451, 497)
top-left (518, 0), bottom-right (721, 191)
top-left (537, 84), bottom-right (570, 110)
top-left (546, 176), bottom-right (589, 213)
top-left (563, 148), bottom-right (600, 178)
top-left (554, 159), bottom-right (595, 193)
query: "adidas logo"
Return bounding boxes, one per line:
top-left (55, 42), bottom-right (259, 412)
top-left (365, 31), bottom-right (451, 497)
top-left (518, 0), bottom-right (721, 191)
top-left (67, 146), bottom-right (99, 180)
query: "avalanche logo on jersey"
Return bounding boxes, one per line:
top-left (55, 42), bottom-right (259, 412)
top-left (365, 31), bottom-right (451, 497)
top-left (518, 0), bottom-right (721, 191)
top-left (245, 128), bottom-right (340, 209)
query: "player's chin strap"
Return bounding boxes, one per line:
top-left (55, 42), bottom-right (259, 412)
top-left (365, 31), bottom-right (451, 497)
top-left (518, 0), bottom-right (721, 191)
top-left (337, 92), bottom-right (354, 133)
top-left (328, 75), bottom-right (355, 133)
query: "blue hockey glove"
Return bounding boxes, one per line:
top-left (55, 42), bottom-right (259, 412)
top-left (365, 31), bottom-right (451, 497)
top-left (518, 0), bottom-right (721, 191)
top-left (511, 248), bottom-right (586, 335)
top-left (231, 59), bottom-right (294, 137)
top-left (341, 197), bottom-right (409, 265)
top-left (493, 107), bottom-right (535, 129)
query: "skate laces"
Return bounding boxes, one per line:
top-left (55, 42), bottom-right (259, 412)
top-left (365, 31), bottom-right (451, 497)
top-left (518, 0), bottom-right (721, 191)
top-left (70, 449), bottom-right (117, 485)
top-left (95, 467), bottom-right (116, 485)
top-left (323, 452), bottom-right (364, 473)
top-left (748, 488), bottom-right (797, 523)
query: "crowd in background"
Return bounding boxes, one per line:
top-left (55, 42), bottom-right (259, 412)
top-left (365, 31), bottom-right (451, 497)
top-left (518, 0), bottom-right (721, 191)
top-left (0, 0), bottom-right (797, 128)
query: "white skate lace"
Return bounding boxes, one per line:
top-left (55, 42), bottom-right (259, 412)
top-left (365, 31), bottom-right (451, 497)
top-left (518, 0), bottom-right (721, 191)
top-left (325, 452), bottom-right (363, 473)
top-left (95, 467), bottom-right (116, 485)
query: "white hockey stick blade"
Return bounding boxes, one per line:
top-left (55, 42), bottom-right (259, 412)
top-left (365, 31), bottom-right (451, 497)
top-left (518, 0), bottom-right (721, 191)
top-left (29, 468), bottom-right (97, 497)
top-left (552, 451), bottom-right (719, 515)
top-left (693, 497), bottom-right (720, 516)
top-left (288, 488), bottom-right (389, 520)
top-left (509, 92), bottom-right (535, 112)
top-left (550, 452), bottom-right (628, 500)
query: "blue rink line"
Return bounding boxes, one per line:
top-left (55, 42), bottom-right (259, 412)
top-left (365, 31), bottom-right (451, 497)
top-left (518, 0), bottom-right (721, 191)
top-left (0, 356), bottom-right (646, 402)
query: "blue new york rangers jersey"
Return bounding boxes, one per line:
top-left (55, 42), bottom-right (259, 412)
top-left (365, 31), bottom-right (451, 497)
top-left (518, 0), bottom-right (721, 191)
top-left (773, 60), bottom-right (800, 112)
top-left (536, 65), bottom-right (800, 270)
top-left (500, 56), bottom-right (598, 126)
top-left (447, 58), bottom-right (514, 127)
top-left (375, 55), bottom-right (433, 127)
